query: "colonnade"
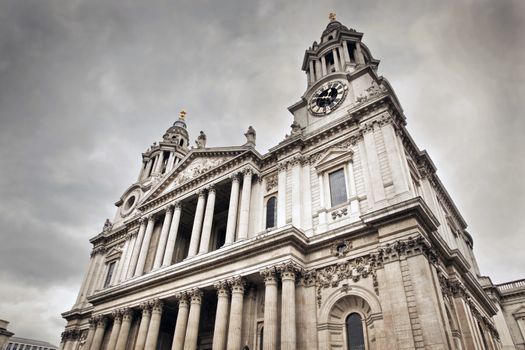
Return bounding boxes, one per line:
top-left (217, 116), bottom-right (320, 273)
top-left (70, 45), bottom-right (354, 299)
top-left (139, 148), bottom-right (181, 181)
top-left (307, 40), bottom-right (366, 84)
top-left (82, 261), bottom-right (307, 350)
top-left (122, 169), bottom-right (254, 282)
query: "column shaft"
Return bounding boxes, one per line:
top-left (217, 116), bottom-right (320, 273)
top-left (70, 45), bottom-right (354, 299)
top-left (153, 207), bottom-right (174, 269)
top-left (187, 192), bottom-right (206, 258)
top-left (134, 305), bottom-right (152, 350)
top-left (127, 220), bottom-right (147, 278)
top-left (183, 289), bottom-right (203, 350)
top-left (224, 176), bottom-right (240, 245)
top-left (321, 56), bottom-right (327, 76)
top-left (198, 187), bottom-right (216, 254)
top-left (342, 40), bottom-right (351, 63)
top-left (226, 279), bottom-right (244, 350)
top-left (83, 324), bottom-right (96, 350)
top-left (75, 254), bottom-right (96, 305)
top-left (106, 314), bottom-right (121, 350)
top-left (163, 203), bottom-right (182, 266)
top-left (261, 269), bottom-right (278, 350)
top-left (143, 158), bottom-right (153, 180)
top-left (171, 294), bottom-right (190, 350)
top-left (332, 48), bottom-right (340, 72)
top-left (145, 300), bottom-right (163, 350)
top-left (237, 170), bottom-right (253, 240)
top-left (212, 283), bottom-right (230, 350)
top-left (277, 165), bottom-right (287, 227)
top-left (115, 310), bottom-right (132, 350)
top-left (135, 217), bottom-right (156, 276)
top-left (308, 60), bottom-right (315, 84)
top-left (113, 239), bottom-right (129, 284)
top-left (281, 274), bottom-right (297, 350)
top-left (90, 318), bottom-right (107, 350)
top-left (154, 151), bottom-right (165, 174)
top-left (291, 162), bottom-right (301, 227)
top-left (118, 234), bottom-right (136, 282)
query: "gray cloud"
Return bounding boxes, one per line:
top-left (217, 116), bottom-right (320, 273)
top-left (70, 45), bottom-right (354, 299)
top-left (0, 0), bottom-right (523, 344)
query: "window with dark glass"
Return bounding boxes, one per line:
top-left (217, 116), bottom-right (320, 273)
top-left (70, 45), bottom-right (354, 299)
top-left (103, 262), bottom-right (116, 288)
top-left (266, 197), bottom-right (277, 229)
top-left (346, 313), bottom-right (365, 350)
top-left (329, 169), bottom-right (348, 206)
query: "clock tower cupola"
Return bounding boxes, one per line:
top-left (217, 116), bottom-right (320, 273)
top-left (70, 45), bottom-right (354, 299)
top-left (288, 14), bottom-right (384, 135)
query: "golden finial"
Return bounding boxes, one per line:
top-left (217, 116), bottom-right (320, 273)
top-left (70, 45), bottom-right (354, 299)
top-left (179, 110), bottom-right (187, 120)
top-left (329, 13), bottom-right (336, 21)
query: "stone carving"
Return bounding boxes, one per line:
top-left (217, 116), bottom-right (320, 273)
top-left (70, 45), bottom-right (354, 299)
top-left (330, 239), bottom-right (352, 257)
top-left (189, 288), bottom-right (203, 303)
top-left (260, 266), bottom-right (278, 284)
top-left (174, 157), bottom-right (227, 186)
top-left (316, 255), bottom-right (378, 307)
top-left (371, 236), bottom-right (437, 267)
top-left (331, 208), bottom-right (348, 220)
top-left (355, 81), bottom-right (387, 104)
top-left (214, 280), bottom-right (230, 297)
top-left (277, 261), bottom-right (303, 280)
top-left (244, 126), bottom-right (256, 146)
top-left (290, 120), bottom-right (302, 136)
top-left (265, 174), bottom-right (278, 192)
top-left (102, 219), bottom-right (113, 232)
top-left (229, 276), bottom-right (246, 293)
top-left (175, 291), bottom-right (189, 306)
top-left (195, 131), bottom-right (207, 149)
top-left (150, 298), bottom-right (163, 313)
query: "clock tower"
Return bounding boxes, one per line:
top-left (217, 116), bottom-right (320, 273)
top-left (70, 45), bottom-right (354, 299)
top-left (288, 14), bottom-right (390, 135)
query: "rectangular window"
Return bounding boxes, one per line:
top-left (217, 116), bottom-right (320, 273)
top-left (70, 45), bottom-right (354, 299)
top-left (103, 262), bottom-right (116, 288)
top-left (329, 169), bottom-right (348, 206)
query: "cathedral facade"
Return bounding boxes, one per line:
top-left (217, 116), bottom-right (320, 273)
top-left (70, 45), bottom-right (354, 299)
top-left (59, 16), bottom-right (525, 350)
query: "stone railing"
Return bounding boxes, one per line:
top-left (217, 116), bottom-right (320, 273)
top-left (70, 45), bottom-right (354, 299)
top-left (497, 278), bottom-right (525, 292)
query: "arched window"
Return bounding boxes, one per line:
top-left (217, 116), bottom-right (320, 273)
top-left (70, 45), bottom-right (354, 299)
top-left (346, 313), bottom-right (365, 350)
top-left (266, 197), bottom-right (277, 229)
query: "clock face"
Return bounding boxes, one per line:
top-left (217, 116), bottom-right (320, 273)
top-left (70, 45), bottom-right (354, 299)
top-left (309, 81), bottom-right (348, 116)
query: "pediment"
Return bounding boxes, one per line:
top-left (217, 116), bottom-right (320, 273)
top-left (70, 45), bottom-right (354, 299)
top-left (313, 147), bottom-right (353, 173)
top-left (513, 305), bottom-right (525, 317)
top-left (141, 147), bottom-right (254, 205)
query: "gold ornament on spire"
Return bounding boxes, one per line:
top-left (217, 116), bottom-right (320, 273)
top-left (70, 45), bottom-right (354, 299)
top-left (329, 13), bottom-right (336, 21)
top-left (179, 110), bottom-right (187, 120)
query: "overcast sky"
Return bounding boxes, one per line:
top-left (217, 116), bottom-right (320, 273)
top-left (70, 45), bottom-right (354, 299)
top-left (0, 0), bottom-right (523, 344)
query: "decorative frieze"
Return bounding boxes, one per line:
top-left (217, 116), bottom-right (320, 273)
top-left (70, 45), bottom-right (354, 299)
top-left (61, 328), bottom-right (81, 341)
top-left (331, 207), bottom-right (348, 219)
top-left (355, 81), bottom-right (387, 104)
top-left (370, 236), bottom-right (437, 267)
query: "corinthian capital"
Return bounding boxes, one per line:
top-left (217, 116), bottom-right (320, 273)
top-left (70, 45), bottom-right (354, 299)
top-left (189, 288), bottom-right (203, 304)
top-left (228, 276), bottom-right (246, 294)
top-left (277, 261), bottom-right (303, 280)
top-left (260, 267), bottom-right (278, 285)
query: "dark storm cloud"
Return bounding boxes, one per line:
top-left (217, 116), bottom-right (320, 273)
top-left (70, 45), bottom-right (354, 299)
top-left (0, 0), bottom-right (523, 343)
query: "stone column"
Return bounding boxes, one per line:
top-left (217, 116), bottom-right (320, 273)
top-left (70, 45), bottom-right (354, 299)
top-left (321, 55), bottom-right (327, 76)
top-left (342, 40), bottom-right (351, 63)
top-left (356, 42), bottom-right (365, 64)
top-left (290, 158), bottom-right (302, 227)
top-left (301, 271), bottom-right (318, 350)
top-left (278, 262), bottom-right (299, 350)
top-left (337, 46), bottom-right (345, 71)
top-left (237, 169), bottom-right (253, 240)
top-left (113, 240), bottom-right (129, 284)
top-left (224, 174), bottom-right (240, 245)
top-left (153, 151), bottom-right (165, 174)
top-left (83, 319), bottom-right (96, 350)
top-left (199, 186), bottom-right (216, 254)
top-left (315, 59), bottom-right (322, 81)
top-left (153, 206), bottom-right (174, 269)
top-left (309, 60), bottom-right (315, 84)
top-left (212, 281), bottom-right (230, 350)
top-left (90, 316), bottom-right (107, 350)
top-left (277, 163), bottom-right (287, 227)
top-left (380, 119), bottom-right (410, 197)
top-left (346, 161), bottom-right (360, 215)
top-left (138, 160), bottom-right (147, 181)
top-left (260, 267), bottom-right (278, 350)
top-left (134, 302), bottom-right (152, 350)
top-left (74, 253), bottom-right (96, 305)
top-left (142, 158), bottom-right (153, 180)
top-left (183, 288), bottom-right (203, 350)
top-left (106, 310), bottom-right (122, 350)
top-left (167, 152), bottom-right (175, 172)
top-left (332, 48), bottom-right (340, 72)
top-left (317, 173), bottom-right (327, 232)
top-left (163, 202), bottom-right (182, 266)
top-left (360, 125), bottom-right (387, 207)
top-left (145, 299), bottom-right (163, 350)
top-left (118, 233), bottom-right (136, 282)
top-left (135, 216), bottom-right (156, 276)
top-left (226, 277), bottom-right (245, 350)
top-left (171, 292), bottom-right (190, 350)
top-left (127, 219), bottom-right (148, 279)
top-left (187, 190), bottom-right (206, 258)
top-left (115, 308), bottom-right (132, 350)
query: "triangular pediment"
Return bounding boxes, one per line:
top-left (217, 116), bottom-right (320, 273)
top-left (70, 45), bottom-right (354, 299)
top-left (313, 147), bottom-right (353, 173)
top-left (141, 147), bottom-right (258, 205)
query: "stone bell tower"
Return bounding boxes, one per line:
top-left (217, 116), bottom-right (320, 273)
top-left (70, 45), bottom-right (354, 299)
top-left (137, 111), bottom-right (190, 182)
top-left (288, 13), bottom-right (387, 135)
